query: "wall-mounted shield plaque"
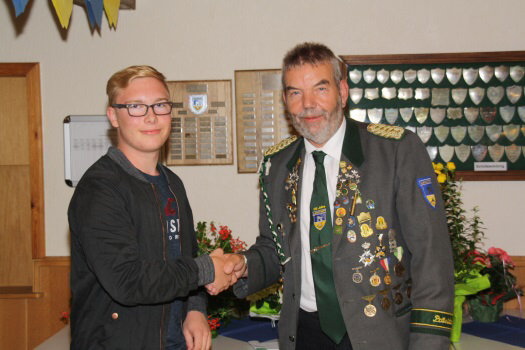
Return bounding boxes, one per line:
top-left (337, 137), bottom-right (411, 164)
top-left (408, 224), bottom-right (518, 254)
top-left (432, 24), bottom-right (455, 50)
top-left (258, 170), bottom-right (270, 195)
top-left (350, 69), bottom-right (362, 84)
top-left (431, 68), bottom-right (445, 84)
top-left (405, 125), bottom-right (416, 133)
top-left (503, 124), bottom-right (520, 142)
top-left (463, 68), bottom-right (478, 85)
top-left (365, 88), bottom-right (379, 100)
top-left (430, 108), bottom-right (446, 124)
top-left (417, 126), bottom-right (432, 144)
top-left (464, 107), bottom-right (479, 124)
top-left (506, 145), bottom-right (521, 163)
top-left (447, 108), bottom-right (462, 120)
top-left (417, 69), bottom-right (430, 84)
top-left (399, 108), bottom-right (413, 122)
top-left (499, 106), bottom-right (515, 123)
top-left (479, 65), bottom-right (494, 83)
top-left (518, 106), bottom-right (525, 123)
top-left (487, 86), bottom-right (504, 105)
top-left (427, 146), bottom-right (438, 161)
top-left (404, 69), bottom-right (417, 84)
top-left (350, 88), bottom-right (364, 104)
top-left (468, 125), bottom-right (484, 143)
top-left (495, 65), bottom-right (509, 82)
top-left (363, 69), bottom-right (376, 84)
top-left (488, 144), bottom-right (504, 162)
top-left (385, 108), bottom-right (398, 125)
top-left (455, 145), bottom-right (471, 163)
top-left (415, 108), bottom-right (429, 124)
top-left (510, 66), bottom-right (524, 83)
top-left (398, 88), bottom-right (413, 100)
top-left (415, 88), bottom-right (430, 100)
top-left (472, 144), bottom-right (488, 162)
top-left (451, 88), bottom-right (467, 105)
top-left (390, 70), bottom-right (403, 84)
top-left (469, 87), bottom-right (485, 105)
top-left (382, 87), bottom-right (396, 100)
top-left (486, 125), bottom-right (502, 142)
top-left (432, 88), bottom-right (450, 106)
top-left (350, 109), bottom-right (367, 122)
top-left (451, 126), bottom-right (467, 143)
top-left (481, 107), bottom-right (497, 124)
top-left (377, 69), bottom-right (390, 84)
top-left (368, 108), bottom-right (383, 124)
top-left (439, 145), bottom-right (454, 162)
top-left (434, 125), bottom-right (450, 143)
top-left (506, 85), bottom-right (522, 104)
top-left (446, 67), bottom-right (462, 85)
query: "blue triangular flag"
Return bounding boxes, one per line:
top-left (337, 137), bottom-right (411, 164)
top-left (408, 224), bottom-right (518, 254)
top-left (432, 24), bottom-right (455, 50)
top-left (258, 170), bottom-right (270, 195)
top-left (12, 0), bottom-right (30, 17)
top-left (85, 0), bottom-right (104, 29)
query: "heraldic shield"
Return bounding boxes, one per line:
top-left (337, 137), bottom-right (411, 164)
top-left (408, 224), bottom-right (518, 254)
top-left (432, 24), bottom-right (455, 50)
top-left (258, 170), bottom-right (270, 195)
top-left (189, 94), bottom-right (208, 115)
top-left (417, 177), bottom-right (436, 209)
top-left (312, 206), bottom-right (327, 230)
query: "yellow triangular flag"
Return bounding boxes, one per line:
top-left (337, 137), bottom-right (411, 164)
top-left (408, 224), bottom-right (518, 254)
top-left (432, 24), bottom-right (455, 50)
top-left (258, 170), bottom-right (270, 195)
top-left (104, 0), bottom-right (120, 28)
top-left (51, 0), bottom-right (73, 29)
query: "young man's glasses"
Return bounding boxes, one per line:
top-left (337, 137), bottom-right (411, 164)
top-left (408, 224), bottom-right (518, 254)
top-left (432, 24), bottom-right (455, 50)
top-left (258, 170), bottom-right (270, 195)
top-left (112, 102), bottom-right (174, 117)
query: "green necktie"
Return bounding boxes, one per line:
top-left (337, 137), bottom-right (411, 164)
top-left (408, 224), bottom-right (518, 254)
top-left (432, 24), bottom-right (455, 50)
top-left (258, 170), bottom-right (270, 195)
top-left (309, 150), bottom-right (346, 344)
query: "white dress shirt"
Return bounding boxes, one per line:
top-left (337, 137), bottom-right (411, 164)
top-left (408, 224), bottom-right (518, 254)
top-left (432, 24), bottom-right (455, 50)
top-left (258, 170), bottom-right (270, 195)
top-left (299, 118), bottom-right (346, 312)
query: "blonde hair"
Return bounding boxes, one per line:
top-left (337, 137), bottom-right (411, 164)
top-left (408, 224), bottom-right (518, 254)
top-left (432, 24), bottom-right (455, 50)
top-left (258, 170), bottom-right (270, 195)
top-left (106, 65), bottom-right (169, 105)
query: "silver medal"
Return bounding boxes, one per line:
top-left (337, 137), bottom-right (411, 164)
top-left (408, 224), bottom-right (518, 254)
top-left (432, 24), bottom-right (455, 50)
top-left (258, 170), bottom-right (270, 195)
top-left (365, 88), bottom-right (379, 100)
top-left (439, 145), bottom-right (455, 162)
top-left (417, 127), bottom-right (433, 144)
top-left (398, 88), bottom-right (413, 100)
top-left (481, 107), bottom-right (497, 124)
top-left (488, 144), bottom-right (504, 162)
top-left (451, 126), bottom-right (467, 143)
top-left (430, 108), bottom-right (446, 124)
top-left (390, 70), bottom-right (403, 84)
top-left (350, 88), bottom-right (363, 104)
top-left (377, 69), bottom-right (390, 84)
top-left (427, 146), bottom-right (438, 161)
top-left (506, 85), bottom-right (522, 104)
top-left (446, 67), bottom-right (462, 85)
top-left (363, 69), bottom-right (376, 84)
top-left (349, 69), bottom-right (362, 84)
top-left (432, 88), bottom-right (450, 106)
top-left (415, 88), bottom-right (430, 100)
top-left (486, 125), bottom-right (502, 142)
top-left (434, 125), bottom-right (450, 143)
top-left (463, 68), bottom-right (478, 85)
top-left (381, 87), bottom-right (397, 100)
top-left (464, 107), bottom-right (479, 124)
top-left (455, 145), bottom-right (471, 163)
top-left (415, 107), bottom-right (429, 124)
top-left (451, 88), bottom-right (467, 105)
top-left (385, 108), bottom-right (399, 125)
top-left (404, 69), bottom-right (417, 84)
top-left (479, 65), bottom-right (494, 83)
top-left (469, 87), bottom-right (485, 105)
top-left (506, 144), bottom-right (521, 163)
top-left (431, 68), bottom-right (445, 84)
top-left (510, 66), bottom-right (525, 83)
top-left (399, 108), bottom-right (413, 122)
top-left (495, 65), bottom-right (509, 82)
top-left (487, 86), bottom-right (504, 105)
top-left (417, 69), bottom-right (431, 84)
top-left (468, 125), bottom-right (484, 143)
top-left (503, 124), bottom-right (520, 142)
top-left (368, 108), bottom-right (383, 124)
top-left (499, 106), bottom-right (516, 123)
top-left (350, 109), bottom-right (367, 123)
top-left (472, 144), bottom-right (488, 162)
top-left (447, 108), bottom-right (462, 120)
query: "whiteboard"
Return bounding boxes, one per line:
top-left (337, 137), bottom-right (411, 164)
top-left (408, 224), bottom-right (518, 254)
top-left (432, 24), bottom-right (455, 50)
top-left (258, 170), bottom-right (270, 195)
top-left (63, 115), bottom-right (117, 187)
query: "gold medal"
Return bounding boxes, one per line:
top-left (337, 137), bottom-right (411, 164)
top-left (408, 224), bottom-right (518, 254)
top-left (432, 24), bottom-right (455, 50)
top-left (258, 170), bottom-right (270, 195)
top-left (362, 295), bottom-right (377, 317)
top-left (384, 274), bottom-right (391, 285)
top-left (370, 268), bottom-right (381, 287)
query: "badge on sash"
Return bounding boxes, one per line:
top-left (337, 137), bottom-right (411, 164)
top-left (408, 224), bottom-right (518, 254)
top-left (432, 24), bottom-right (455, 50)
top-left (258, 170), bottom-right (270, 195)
top-left (312, 206), bottom-right (327, 230)
top-left (417, 177), bottom-right (436, 209)
top-left (189, 94), bottom-right (208, 115)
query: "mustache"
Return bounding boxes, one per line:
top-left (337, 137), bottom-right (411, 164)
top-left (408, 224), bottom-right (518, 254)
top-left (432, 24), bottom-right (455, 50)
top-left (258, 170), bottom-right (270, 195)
top-left (294, 108), bottom-right (329, 119)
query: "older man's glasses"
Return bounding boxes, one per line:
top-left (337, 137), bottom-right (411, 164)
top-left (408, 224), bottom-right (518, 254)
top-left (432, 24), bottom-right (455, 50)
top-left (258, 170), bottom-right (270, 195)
top-left (112, 102), bottom-right (174, 117)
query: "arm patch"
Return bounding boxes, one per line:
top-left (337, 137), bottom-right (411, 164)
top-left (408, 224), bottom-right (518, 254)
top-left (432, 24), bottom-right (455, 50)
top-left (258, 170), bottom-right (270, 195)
top-left (410, 308), bottom-right (453, 337)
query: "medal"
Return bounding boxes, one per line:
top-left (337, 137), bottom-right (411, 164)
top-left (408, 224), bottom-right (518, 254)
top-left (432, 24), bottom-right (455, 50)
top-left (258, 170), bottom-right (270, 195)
top-left (334, 200), bottom-right (341, 209)
top-left (366, 200), bottom-right (375, 210)
top-left (394, 247), bottom-right (405, 277)
top-left (360, 223), bottom-right (374, 238)
top-left (393, 284), bottom-right (403, 304)
top-left (359, 250), bottom-right (375, 267)
top-left (336, 207), bottom-right (346, 218)
top-left (352, 267), bottom-right (363, 283)
top-left (362, 295), bottom-right (377, 317)
top-left (375, 216), bottom-right (387, 230)
top-left (347, 230), bottom-right (357, 243)
top-left (343, 196), bottom-right (350, 205)
top-left (339, 161), bottom-right (347, 169)
top-left (370, 268), bottom-right (381, 287)
top-left (379, 289), bottom-right (390, 310)
top-left (375, 233), bottom-right (387, 259)
top-left (335, 217), bottom-right (343, 226)
top-left (380, 257), bottom-right (391, 286)
top-left (347, 216), bottom-right (356, 228)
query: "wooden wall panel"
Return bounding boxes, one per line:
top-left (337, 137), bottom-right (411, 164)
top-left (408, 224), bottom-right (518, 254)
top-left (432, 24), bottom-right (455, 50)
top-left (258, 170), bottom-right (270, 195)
top-left (0, 299), bottom-right (28, 350)
top-left (504, 256), bottom-right (525, 310)
top-left (0, 166), bottom-right (32, 286)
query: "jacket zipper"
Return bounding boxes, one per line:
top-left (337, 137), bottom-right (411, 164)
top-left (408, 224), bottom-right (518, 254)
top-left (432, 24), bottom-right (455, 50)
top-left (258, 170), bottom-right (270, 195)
top-left (151, 183), bottom-right (166, 350)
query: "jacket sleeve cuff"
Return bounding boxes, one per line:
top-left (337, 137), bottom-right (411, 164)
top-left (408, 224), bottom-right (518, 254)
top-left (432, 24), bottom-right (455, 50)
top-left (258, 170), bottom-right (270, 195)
top-left (187, 291), bottom-right (208, 316)
top-left (195, 254), bottom-right (214, 286)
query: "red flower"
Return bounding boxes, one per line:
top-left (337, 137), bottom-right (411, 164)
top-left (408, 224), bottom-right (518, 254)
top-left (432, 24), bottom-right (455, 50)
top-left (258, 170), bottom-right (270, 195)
top-left (488, 247), bottom-right (514, 267)
top-left (219, 226), bottom-right (232, 240)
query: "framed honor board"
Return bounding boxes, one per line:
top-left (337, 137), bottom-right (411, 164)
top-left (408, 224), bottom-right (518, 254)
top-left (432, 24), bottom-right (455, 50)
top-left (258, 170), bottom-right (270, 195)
top-left (166, 80), bottom-right (233, 166)
top-left (235, 69), bottom-right (297, 173)
top-left (341, 51), bottom-right (525, 181)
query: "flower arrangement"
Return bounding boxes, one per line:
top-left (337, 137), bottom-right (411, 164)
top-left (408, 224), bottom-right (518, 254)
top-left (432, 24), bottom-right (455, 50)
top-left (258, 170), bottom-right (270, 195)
top-left (195, 221), bottom-right (250, 336)
top-left (433, 162), bottom-right (522, 326)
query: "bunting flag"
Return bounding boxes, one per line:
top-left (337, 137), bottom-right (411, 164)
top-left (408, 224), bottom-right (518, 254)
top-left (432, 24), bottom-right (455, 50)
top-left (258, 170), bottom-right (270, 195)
top-left (12, 0), bottom-right (29, 17)
top-left (84, 0), bottom-right (104, 29)
top-left (51, 0), bottom-right (73, 29)
top-left (104, 0), bottom-right (120, 28)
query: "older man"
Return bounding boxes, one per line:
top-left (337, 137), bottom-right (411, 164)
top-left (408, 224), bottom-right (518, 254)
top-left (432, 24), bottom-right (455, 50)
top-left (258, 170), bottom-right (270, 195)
top-left (224, 43), bottom-right (454, 350)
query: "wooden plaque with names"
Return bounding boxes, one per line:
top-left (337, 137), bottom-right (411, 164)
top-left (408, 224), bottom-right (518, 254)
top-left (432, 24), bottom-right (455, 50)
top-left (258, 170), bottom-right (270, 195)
top-left (235, 69), bottom-right (297, 173)
top-left (166, 80), bottom-right (233, 166)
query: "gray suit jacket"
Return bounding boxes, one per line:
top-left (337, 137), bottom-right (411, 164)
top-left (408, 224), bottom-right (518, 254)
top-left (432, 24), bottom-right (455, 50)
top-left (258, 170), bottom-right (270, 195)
top-left (234, 118), bottom-right (454, 350)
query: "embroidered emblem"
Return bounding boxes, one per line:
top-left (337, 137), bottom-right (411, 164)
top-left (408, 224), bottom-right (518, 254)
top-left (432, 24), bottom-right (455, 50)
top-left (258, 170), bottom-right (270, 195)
top-left (367, 123), bottom-right (405, 140)
top-left (264, 135), bottom-right (298, 157)
top-left (417, 177), bottom-right (436, 209)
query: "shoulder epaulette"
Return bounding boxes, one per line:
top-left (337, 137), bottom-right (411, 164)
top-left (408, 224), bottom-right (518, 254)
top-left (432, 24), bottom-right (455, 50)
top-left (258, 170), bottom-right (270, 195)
top-left (367, 123), bottom-right (405, 140)
top-left (264, 135), bottom-right (298, 158)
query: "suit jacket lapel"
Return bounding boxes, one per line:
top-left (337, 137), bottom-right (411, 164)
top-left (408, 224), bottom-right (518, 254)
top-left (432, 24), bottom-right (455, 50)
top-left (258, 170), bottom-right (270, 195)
top-left (286, 140), bottom-right (305, 259)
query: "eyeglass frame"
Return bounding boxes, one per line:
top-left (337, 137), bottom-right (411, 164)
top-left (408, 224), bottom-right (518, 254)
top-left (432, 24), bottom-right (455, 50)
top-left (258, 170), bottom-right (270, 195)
top-left (111, 102), bottom-right (175, 117)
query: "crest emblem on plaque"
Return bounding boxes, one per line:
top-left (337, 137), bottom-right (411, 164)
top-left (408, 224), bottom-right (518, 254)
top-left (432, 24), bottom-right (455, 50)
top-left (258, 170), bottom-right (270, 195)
top-left (451, 126), bottom-right (467, 143)
top-left (488, 144), bottom-right (504, 162)
top-left (463, 68), bottom-right (478, 85)
top-left (312, 206), bottom-right (327, 230)
top-left (481, 107), bottom-right (497, 124)
top-left (503, 124), bottom-right (520, 142)
top-left (189, 94), bottom-right (207, 115)
top-left (417, 177), bottom-right (436, 209)
top-left (363, 69), bottom-right (376, 84)
top-left (486, 125), bottom-right (502, 142)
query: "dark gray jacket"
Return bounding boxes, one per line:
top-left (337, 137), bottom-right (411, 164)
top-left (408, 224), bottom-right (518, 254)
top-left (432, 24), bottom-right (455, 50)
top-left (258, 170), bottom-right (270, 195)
top-left (69, 147), bottom-right (214, 350)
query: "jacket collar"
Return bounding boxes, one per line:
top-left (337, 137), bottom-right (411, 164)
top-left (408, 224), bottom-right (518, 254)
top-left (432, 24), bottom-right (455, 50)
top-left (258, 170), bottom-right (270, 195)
top-left (286, 117), bottom-right (365, 170)
top-left (107, 146), bottom-right (170, 184)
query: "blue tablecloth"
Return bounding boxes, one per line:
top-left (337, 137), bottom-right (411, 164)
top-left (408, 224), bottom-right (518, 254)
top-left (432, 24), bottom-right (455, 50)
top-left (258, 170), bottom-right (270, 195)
top-left (461, 315), bottom-right (525, 348)
top-left (217, 317), bottom-right (279, 342)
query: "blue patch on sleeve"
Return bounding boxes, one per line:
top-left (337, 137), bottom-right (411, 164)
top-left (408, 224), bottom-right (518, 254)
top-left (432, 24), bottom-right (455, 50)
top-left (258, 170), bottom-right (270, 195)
top-left (417, 177), bottom-right (436, 209)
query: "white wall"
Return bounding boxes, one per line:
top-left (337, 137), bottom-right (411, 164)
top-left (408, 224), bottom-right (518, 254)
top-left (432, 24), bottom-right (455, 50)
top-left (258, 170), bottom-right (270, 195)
top-left (1, 0), bottom-right (524, 256)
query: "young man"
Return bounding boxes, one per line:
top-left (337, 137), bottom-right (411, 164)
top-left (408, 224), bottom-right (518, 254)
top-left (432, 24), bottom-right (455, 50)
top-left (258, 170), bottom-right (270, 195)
top-left (224, 43), bottom-right (454, 350)
top-left (68, 66), bottom-right (231, 350)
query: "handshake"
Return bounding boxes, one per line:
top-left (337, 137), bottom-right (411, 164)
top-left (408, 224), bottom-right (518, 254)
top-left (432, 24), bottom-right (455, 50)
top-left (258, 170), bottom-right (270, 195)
top-left (205, 248), bottom-right (247, 295)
